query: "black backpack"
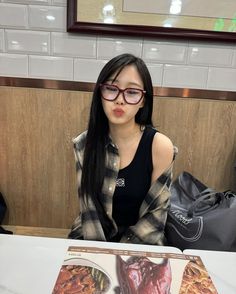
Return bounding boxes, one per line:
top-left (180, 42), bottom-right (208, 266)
top-left (0, 192), bottom-right (13, 234)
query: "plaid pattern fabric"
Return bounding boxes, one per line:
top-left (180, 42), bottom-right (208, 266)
top-left (69, 129), bottom-right (177, 245)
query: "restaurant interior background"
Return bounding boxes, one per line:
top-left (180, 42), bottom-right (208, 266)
top-left (0, 0), bottom-right (235, 234)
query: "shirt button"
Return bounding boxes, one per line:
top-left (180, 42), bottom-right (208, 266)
top-left (113, 162), bottom-right (117, 167)
top-left (109, 186), bottom-right (112, 191)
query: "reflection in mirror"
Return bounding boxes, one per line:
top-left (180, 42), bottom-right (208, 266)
top-left (102, 3), bottom-right (116, 23)
top-left (170, 0), bottom-right (182, 15)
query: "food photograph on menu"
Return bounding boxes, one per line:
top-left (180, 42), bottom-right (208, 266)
top-left (52, 246), bottom-right (218, 294)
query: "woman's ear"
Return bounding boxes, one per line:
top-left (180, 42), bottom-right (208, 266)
top-left (139, 97), bottom-right (145, 108)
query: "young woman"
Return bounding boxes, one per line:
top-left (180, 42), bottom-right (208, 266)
top-left (69, 53), bottom-right (177, 245)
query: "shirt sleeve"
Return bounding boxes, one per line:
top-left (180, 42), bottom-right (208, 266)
top-left (68, 142), bottom-right (84, 239)
top-left (68, 213), bottom-right (83, 239)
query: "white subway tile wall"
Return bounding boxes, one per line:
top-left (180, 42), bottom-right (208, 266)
top-left (188, 43), bottom-right (234, 67)
top-left (143, 40), bottom-right (187, 64)
top-left (52, 0), bottom-right (66, 6)
top-left (207, 67), bottom-right (236, 91)
top-left (74, 59), bottom-right (108, 82)
top-left (29, 55), bottom-right (73, 80)
top-left (0, 29), bottom-right (4, 52)
top-left (146, 63), bottom-right (163, 86)
top-left (0, 4), bottom-right (28, 28)
top-left (0, 1), bottom-right (236, 91)
top-left (163, 65), bottom-right (208, 89)
top-left (28, 5), bottom-right (66, 31)
top-left (97, 37), bottom-right (143, 59)
top-left (0, 53), bottom-right (28, 77)
top-left (2, 0), bottom-right (50, 4)
top-left (232, 49), bottom-right (236, 68)
top-left (6, 30), bottom-right (50, 54)
top-left (52, 33), bottom-right (96, 58)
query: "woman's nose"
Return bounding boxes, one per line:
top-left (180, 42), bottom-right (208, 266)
top-left (115, 91), bottom-right (125, 104)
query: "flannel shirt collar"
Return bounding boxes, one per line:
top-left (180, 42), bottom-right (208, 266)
top-left (105, 135), bottom-right (119, 152)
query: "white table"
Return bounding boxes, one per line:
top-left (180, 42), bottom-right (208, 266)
top-left (0, 234), bottom-right (180, 294)
top-left (0, 234), bottom-right (235, 294)
top-left (184, 249), bottom-right (236, 294)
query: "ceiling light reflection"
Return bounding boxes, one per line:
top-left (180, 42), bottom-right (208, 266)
top-left (170, 0), bottom-right (182, 15)
top-left (164, 23), bottom-right (172, 28)
top-left (104, 17), bottom-right (114, 23)
top-left (102, 3), bottom-right (116, 24)
top-left (11, 40), bottom-right (21, 50)
top-left (46, 15), bottom-right (55, 21)
top-left (103, 4), bottom-right (114, 13)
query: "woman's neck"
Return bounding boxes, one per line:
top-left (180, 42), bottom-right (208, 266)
top-left (109, 123), bottom-right (143, 146)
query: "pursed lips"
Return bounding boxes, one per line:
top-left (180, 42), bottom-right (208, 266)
top-left (113, 108), bottom-right (125, 117)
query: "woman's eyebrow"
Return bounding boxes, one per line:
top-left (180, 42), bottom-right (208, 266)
top-left (106, 78), bottom-right (116, 83)
top-left (106, 79), bottom-right (143, 88)
top-left (127, 82), bottom-right (143, 88)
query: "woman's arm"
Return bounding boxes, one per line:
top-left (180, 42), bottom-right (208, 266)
top-left (151, 132), bottom-right (174, 183)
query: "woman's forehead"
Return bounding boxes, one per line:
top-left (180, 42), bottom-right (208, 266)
top-left (107, 64), bottom-right (143, 86)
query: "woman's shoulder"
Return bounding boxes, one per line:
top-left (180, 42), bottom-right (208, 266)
top-left (153, 132), bottom-right (177, 159)
top-left (72, 130), bottom-right (87, 151)
top-left (153, 131), bottom-right (173, 147)
top-left (144, 125), bottom-right (177, 157)
top-left (151, 132), bottom-right (177, 180)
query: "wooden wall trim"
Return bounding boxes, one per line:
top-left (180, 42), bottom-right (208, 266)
top-left (0, 76), bottom-right (235, 101)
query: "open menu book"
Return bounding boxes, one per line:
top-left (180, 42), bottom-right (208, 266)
top-left (52, 246), bottom-right (218, 294)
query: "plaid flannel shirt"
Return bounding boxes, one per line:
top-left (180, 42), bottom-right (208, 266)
top-left (69, 129), bottom-right (177, 245)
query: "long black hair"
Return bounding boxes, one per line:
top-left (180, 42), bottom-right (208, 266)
top-left (81, 53), bottom-right (154, 237)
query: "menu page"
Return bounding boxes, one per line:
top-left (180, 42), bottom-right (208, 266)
top-left (52, 246), bottom-right (218, 294)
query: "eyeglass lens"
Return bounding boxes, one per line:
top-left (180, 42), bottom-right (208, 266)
top-left (100, 84), bottom-right (144, 104)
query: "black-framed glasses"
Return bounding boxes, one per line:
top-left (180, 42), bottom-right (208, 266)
top-left (100, 83), bottom-right (146, 105)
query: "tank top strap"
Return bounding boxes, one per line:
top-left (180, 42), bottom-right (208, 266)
top-left (140, 126), bottom-right (157, 147)
top-left (135, 125), bottom-right (157, 172)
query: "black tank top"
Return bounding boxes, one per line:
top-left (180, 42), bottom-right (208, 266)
top-left (112, 126), bottom-right (157, 229)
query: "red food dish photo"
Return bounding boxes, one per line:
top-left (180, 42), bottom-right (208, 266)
top-left (52, 258), bottom-right (111, 294)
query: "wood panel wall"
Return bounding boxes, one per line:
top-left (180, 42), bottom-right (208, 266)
top-left (153, 98), bottom-right (236, 191)
top-left (0, 86), bottom-right (235, 229)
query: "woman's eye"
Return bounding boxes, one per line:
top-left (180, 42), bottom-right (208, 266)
top-left (106, 86), bottom-right (117, 92)
top-left (126, 89), bottom-right (139, 95)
